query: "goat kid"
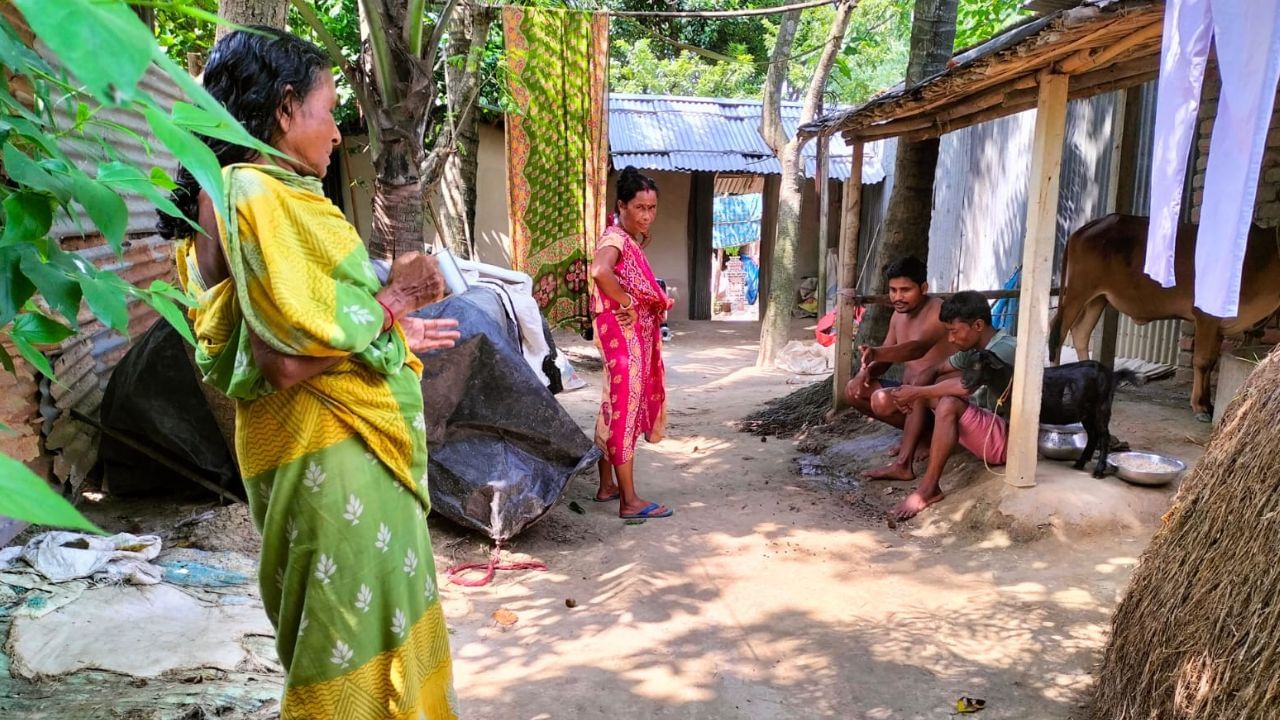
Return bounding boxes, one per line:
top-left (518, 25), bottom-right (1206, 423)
top-left (960, 351), bottom-right (1140, 477)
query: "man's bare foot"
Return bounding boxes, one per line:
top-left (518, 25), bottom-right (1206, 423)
top-left (885, 444), bottom-right (929, 463)
top-left (864, 463), bottom-right (915, 481)
top-left (891, 488), bottom-right (944, 521)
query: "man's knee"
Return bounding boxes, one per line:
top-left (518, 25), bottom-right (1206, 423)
top-left (869, 389), bottom-right (895, 417)
top-left (935, 396), bottom-right (967, 420)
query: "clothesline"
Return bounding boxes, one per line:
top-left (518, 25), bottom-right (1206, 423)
top-left (484, 0), bottom-right (839, 19)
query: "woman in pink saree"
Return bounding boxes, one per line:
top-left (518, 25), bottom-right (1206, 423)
top-left (590, 167), bottom-right (673, 520)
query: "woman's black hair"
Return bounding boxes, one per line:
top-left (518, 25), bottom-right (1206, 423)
top-left (616, 165), bottom-right (658, 205)
top-left (157, 27), bottom-right (331, 239)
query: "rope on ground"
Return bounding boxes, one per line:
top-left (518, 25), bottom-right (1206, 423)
top-left (445, 545), bottom-right (548, 587)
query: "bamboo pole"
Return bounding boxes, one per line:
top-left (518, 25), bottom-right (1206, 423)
top-left (832, 141), bottom-right (863, 413)
top-left (816, 134), bottom-right (830, 316)
top-left (1006, 70), bottom-right (1069, 489)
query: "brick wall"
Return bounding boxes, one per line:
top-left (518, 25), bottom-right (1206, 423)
top-left (1188, 61), bottom-right (1280, 226)
top-left (1177, 61), bottom-right (1280, 373)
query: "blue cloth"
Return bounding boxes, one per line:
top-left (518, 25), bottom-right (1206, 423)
top-left (712, 194), bottom-right (762, 249)
top-left (991, 267), bottom-right (1021, 330)
top-left (742, 255), bottom-right (759, 305)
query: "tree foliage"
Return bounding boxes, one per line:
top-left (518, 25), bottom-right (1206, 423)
top-left (1, 0), bottom-right (273, 530)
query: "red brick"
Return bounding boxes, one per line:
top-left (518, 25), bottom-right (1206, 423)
top-left (1258, 202), bottom-right (1280, 222)
top-left (1265, 167), bottom-right (1280, 184)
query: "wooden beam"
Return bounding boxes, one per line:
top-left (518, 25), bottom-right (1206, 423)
top-left (1055, 21), bottom-right (1163, 75)
top-left (833, 142), bottom-right (863, 413)
top-left (1007, 71), bottom-right (1069, 489)
top-left (1070, 54), bottom-right (1161, 96)
top-left (840, 287), bottom-right (1061, 304)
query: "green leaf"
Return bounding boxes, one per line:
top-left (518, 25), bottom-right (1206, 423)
top-left (70, 174), bottom-right (128, 254)
top-left (0, 246), bottom-right (37, 326)
top-left (11, 334), bottom-right (54, 378)
top-left (12, 0), bottom-right (154, 104)
top-left (0, 453), bottom-right (102, 533)
top-left (1, 191), bottom-right (53, 248)
top-left (0, 343), bottom-right (13, 374)
top-left (12, 310), bottom-right (73, 346)
top-left (146, 292), bottom-right (195, 346)
top-left (3, 143), bottom-right (71, 202)
top-left (19, 250), bottom-right (81, 327)
top-left (79, 274), bottom-right (130, 333)
top-left (97, 161), bottom-right (190, 225)
top-left (153, 54), bottom-right (282, 160)
top-left (145, 106), bottom-right (224, 210)
top-left (149, 166), bottom-right (178, 191)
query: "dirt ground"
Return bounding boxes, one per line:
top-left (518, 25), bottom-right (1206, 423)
top-left (1, 319), bottom-right (1212, 719)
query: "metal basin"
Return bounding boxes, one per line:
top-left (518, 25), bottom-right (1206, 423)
top-left (1107, 451), bottom-right (1187, 487)
top-left (1038, 423), bottom-right (1087, 460)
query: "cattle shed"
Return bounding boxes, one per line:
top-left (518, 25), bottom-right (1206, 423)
top-left (804, 0), bottom-right (1214, 488)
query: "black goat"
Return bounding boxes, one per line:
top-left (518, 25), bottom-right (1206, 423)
top-left (960, 350), bottom-right (1140, 477)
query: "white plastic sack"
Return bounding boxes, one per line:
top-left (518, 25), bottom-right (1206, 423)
top-left (775, 340), bottom-right (835, 376)
top-left (10, 532), bottom-right (163, 585)
top-left (555, 353), bottom-right (588, 392)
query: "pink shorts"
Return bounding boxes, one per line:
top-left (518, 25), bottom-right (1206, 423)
top-left (957, 404), bottom-right (1008, 465)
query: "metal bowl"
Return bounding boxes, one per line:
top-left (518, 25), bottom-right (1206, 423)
top-left (1107, 451), bottom-right (1187, 487)
top-left (1038, 423), bottom-right (1087, 460)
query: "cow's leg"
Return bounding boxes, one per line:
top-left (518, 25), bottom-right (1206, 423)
top-left (1191, 314), bottom-right (1223, 422)
top-left (1069, 297), bottom-right (1108, 363)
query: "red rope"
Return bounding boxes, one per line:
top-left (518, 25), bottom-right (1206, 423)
top-left (445, 545), bottom-right (548, 587)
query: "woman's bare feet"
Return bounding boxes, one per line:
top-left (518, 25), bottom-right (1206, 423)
top-left (890, 488), bottom-right (944, 521)
top-left (864, 462), bottom-right (915, 481)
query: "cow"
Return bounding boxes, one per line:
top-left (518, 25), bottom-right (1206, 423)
top-left (1049, 214), bottom-right (1280, 422)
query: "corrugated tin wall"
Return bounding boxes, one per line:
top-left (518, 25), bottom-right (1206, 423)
top-left (860, 81), bottom-right (1179, 366)
top-left (22, 54), bottom-right (183, 488)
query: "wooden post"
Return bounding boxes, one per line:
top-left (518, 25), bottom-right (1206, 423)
top-left (833, 142), bottom-right (863, 412)
top-left (816, 136), bottom-right (831, 316)
top-left (1100, 86), bottom-right (1142, 368)
top-left (1007, 72), bottom-right (1069, 488)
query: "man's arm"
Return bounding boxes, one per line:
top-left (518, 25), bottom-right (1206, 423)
top-left (888, 357), bottom-right (968, 411)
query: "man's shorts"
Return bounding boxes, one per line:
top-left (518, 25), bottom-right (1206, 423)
top-left (957, 404), bottom-right (1008, 465)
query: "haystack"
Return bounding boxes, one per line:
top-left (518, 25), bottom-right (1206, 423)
top-left (1090, 347), bottom-right (1280, 718)
top-left (738, 376), bottom-right (833, 437)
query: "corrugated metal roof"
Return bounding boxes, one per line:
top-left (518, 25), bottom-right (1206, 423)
top-left (609, 93), bottom-right (884, 182)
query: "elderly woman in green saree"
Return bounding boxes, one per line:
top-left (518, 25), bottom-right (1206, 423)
top-left (161, 28), bottom-right (462, 719)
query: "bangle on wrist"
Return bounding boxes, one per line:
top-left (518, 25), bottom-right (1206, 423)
top-left (620, 294), bottom-right (635, 310)
top-left (376, 297), bottom-right (395, 331)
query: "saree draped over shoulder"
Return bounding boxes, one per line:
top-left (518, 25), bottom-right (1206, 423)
top-left (591, 226), bottom-right (667, 465)
top-left (183, 164), bottom-right (457, 719)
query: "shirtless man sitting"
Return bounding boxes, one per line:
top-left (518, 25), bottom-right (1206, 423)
top-left (873, 291), bottom-right (1018, 521)
top-left (845, 257), bottom-right (956, 460)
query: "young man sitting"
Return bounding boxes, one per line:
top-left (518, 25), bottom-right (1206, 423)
top-left (844, 257), bottom-right (956, 460)
top-left (871, 291), bottom-right (1017, 521)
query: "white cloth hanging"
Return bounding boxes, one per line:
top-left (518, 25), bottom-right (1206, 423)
top-left (1145, 0), bottom-right (1280, 318)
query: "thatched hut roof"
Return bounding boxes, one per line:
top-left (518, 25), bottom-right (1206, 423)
top-left (801, 0), bottom-right (1163, 144)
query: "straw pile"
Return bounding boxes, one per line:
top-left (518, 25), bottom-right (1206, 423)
top-left (1090, 347), bottom-right (1280, 719)
top-left (738, 376), bottom-right (833, 437)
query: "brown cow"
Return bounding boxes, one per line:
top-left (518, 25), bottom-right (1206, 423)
top-left (1049, 214), bottom-right (1280, 421)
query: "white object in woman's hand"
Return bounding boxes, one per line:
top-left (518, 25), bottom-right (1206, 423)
top-left (401, 316), bottom-right (461, 352)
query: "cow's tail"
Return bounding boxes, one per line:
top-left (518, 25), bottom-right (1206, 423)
top-left (1048, 240), bottom-right (1070, 364)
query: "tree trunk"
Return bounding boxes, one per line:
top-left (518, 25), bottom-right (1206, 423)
top-left (438, 2), bottom-right (493, 260)
top-left (756, 0), bottom-right (856, 367)
top-left (853, 0), bottom-right (958, 351)
top-left (216, 0), bottom-right (287, 39)
top-left (370, 136), bottom-right (428, 259)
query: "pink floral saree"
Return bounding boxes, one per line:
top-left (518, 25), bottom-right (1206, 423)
top-left (592, 225), bottom-right (667, 466)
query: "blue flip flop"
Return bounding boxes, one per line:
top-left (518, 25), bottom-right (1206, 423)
top-left (621, 502), bottom-right (673, 519)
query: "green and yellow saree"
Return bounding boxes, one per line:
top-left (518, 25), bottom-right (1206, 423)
top-left (182, 164), bottom-right (457, 719)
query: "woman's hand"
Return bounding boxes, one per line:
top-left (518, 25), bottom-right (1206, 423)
top-left (378, 252), bottom-right (446, 320)
top-left (612, 296), bottom-right (638, 328)
top-left (401, 316), bottom-right (461, 353)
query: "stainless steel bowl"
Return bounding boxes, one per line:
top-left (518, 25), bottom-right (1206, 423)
top-left (1107, 451), bottom-right (1187, 487)
top-left (1038, 423), bottom-right (1087, 460)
